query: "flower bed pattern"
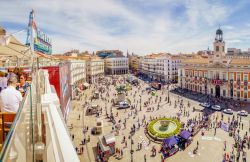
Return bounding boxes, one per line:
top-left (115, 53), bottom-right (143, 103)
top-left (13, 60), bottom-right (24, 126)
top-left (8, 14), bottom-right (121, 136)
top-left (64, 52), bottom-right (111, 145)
top-left (147, 118), bottom-right (181, 140)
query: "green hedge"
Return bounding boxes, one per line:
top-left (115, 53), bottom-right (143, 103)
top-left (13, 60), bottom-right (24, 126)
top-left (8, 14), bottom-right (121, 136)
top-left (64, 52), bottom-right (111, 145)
top-left (147, 118), bottom-right (181, 139)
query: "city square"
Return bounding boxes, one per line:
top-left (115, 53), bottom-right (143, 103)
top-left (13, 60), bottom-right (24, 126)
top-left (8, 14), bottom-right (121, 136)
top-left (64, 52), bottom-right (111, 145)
top-left (67, 75), bottom-right (250, 162)
top-left (1, 1), bottom-right (250, 162)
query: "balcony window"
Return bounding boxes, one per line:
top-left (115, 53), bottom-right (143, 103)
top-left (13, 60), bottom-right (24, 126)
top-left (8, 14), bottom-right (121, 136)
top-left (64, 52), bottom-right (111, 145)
top-left (237, 74), bottom-right (241, 81)
top-left (237, 91), bottom-right (240, 98)
top-left (244, 75), bottom-right (248, 81)
top-left (244, 92), bottom-right (247, 99)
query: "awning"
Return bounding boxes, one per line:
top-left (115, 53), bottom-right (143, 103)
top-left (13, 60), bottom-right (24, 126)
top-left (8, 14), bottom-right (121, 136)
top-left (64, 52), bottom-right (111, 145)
top-left (179, 130), bottom-right (192, 140)
top-left (104, 133), bottom-right (115, 145)
top-left (83, 82), bottom-right (89, 87)
top-left (98, 136), bottom-right (109, 152)
top-left (163, 136), bottom-right (177, 148)
top-left (0, 33), bottom-right (31, 58)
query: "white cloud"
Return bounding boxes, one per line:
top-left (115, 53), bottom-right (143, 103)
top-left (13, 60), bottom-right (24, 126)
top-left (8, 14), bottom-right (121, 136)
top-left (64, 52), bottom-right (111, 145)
top-left (227, 39), bottom-right (242, 43)
top-left (223, 25), bottom-right (234, 30)
top-left (0, 0), bottom-right (249, 55)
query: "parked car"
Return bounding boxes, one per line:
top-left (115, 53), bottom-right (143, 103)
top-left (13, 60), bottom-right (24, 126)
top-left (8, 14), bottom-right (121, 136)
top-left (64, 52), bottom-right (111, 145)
top-left (223, 109), bottom-right (233, 115)
top-left (118, 101), bottom-right (130, 109)
top-left (146, 87), bottom-right (153, 91)
top-left (211, 105), bottom-right (221, 111)
top-left (237, 110), bottom-right (248, 116)
top-left (200, 102), bottom-right (211, 108)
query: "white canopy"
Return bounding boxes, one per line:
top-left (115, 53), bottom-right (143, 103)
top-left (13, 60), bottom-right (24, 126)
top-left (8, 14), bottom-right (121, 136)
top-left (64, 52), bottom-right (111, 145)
top-left (104, 133), bottom-right (115, 144)
top-left (0, 34), bottom-right (31, 59)
top-left (83, 82), bottom-right (89, 87)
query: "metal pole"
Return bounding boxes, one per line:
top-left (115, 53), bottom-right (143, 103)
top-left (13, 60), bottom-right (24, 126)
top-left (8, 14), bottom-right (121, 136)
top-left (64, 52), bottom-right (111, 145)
top-left (130, 136), bottom-right (134, 162)
top-left (140, 95), bottom-right (142, 111)
top-left (168, 85), bottom-right (170, 103)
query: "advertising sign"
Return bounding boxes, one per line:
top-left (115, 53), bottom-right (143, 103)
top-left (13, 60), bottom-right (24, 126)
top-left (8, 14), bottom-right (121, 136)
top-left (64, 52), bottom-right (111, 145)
top-left (26, 10), bottom-right (52, 55)
top-left (34, 30), bottom-right (52, 54)
top-left (59, 62), bottom-right (71, 118)
top-left (42, 64), bottom-right (71, 119)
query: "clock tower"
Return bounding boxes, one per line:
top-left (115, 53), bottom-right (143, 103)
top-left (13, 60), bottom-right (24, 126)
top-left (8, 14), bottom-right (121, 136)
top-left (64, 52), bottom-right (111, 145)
top-left (213, 27), bottom-right (225, 60)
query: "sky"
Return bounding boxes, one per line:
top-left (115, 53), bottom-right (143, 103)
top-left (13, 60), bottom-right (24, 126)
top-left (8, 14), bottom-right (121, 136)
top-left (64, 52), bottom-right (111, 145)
top-left (0, 0), bottom-right (250, 55)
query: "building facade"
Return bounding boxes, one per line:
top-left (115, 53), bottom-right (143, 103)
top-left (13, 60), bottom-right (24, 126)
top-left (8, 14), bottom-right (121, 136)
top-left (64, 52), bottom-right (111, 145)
top-left (105, 57), bottom-right (129, 75)
top-left (140, 53), bottom-right (181, 83)
top-left (81, 54), bottom-right (104, 84)
top-left (68, 60), bottom-right (86, 99)
top-left (128, 54), bottom-right (141, 74)
top-left (178, 28), bottom-right (250, 101)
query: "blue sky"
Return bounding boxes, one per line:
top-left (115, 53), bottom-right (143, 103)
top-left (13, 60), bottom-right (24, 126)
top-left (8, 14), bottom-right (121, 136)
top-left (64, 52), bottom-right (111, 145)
top-left (0, 0), bottom-right (250, 55)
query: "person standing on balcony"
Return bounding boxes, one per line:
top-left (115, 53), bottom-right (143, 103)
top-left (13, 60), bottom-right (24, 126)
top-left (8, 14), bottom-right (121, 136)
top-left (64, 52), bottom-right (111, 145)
top-left (0, 76), bottom-right (22, 112)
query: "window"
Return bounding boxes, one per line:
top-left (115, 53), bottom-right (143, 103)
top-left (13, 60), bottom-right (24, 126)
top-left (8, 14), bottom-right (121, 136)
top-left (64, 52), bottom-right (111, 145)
top-left (244, 84), bottom-right (248, 90)
top-left (211, 88), bottom-right (213, 94)
top-left (237, 91), bottom-right (240, 98)
top-left (244, 74), bottom-right (248, 81)
top-left (199, 71), bottom-right (202, 77)
top-left (222, 46), bottom-right (224, 52)
top-left (230, 73), bottom-right (234, 80)
top-left (204, 72), bottom-right (207, 78)
top-left (194, 71), bottom-right (198, 77)
top-left (222, 73), bottom-right (226, 80)
top-left (210, 71), bottom-right (213, 79)
top-left (216, 46), bottom-right (219, 52)
top-left (223, 90), bottom-right (226, 97)
top-left (244, 92), bottom-right (247, 99)
top-left (237, 73), bottom-right (241, 81)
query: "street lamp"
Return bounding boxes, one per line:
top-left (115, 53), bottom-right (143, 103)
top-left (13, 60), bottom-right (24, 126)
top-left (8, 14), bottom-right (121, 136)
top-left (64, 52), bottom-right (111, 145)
top-left (105, 101), bottom-right (107, 116)
top-left (167, 85), bottom-right (170, 103)
top-left (130, 136), bottom-right (134, 162)
top-left (140, 95), bottom-right (142, 111)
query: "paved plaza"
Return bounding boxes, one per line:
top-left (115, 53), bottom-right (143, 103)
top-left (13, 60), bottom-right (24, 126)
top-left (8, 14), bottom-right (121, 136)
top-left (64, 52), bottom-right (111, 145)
top-left (67, 76), bottom-right (250, 162)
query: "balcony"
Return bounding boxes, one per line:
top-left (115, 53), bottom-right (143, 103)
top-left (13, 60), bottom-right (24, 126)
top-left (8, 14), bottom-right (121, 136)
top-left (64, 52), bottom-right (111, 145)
top-left (0, 70), bottom-right (79, 162)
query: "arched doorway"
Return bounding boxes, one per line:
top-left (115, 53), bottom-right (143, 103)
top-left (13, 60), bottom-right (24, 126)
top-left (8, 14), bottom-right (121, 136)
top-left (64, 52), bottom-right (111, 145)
top-left (215, 85), bottom-right (220, 97)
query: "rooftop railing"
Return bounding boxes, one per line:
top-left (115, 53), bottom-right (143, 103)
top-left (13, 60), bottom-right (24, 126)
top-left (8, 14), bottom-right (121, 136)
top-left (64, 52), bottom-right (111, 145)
top-left (0, 69), bottom-right (79, 162)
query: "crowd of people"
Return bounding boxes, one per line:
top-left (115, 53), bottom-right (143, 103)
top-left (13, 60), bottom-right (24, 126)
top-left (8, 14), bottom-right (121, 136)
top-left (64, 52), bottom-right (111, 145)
top-left (67, 74), bottom-right (250, 162)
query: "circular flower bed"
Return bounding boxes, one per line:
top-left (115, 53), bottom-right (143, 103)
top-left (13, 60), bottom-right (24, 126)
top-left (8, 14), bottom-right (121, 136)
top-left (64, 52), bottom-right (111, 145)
top-left (147, 118), bottom-right (181, 140)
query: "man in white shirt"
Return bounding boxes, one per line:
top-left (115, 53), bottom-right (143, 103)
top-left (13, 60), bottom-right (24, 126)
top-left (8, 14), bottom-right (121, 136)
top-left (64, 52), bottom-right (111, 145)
top-left (0, 76), bottom-right (22, 112)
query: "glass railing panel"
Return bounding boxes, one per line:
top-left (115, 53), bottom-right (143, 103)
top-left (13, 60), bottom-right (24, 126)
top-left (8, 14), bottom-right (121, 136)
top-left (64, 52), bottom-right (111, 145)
top-left (0, 69), bottom-right (80, 162)
top-left (0, 81), bottom-right (35, 162)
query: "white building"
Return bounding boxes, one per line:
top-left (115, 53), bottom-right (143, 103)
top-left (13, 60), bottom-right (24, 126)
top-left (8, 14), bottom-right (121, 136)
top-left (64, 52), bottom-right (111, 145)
top-left (140, 53), bottom-right (181, 83)
top-left (104, 57), bottom-right (129, 75)
top-left (68, 60), bottom-right (86, 99)
top-left (81, 54), bottom-right (104, 84)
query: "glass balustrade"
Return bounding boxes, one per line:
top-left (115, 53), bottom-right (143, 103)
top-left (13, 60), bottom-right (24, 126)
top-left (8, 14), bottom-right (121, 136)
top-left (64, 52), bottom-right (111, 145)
top-left (0, 69), bottom-right (79, 162)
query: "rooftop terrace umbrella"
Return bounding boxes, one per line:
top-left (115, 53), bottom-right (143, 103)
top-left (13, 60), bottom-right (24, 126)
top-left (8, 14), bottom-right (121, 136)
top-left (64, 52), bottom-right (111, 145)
top-left (163, 136), bottom-right (177, 148)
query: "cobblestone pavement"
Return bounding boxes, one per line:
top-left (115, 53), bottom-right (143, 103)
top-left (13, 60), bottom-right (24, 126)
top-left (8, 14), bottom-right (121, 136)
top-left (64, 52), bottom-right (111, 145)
top-left (67, 76), bottom-right (250, 162)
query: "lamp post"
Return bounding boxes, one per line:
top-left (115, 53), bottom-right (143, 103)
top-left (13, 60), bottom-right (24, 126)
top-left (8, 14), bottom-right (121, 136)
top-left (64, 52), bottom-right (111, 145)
top-left (130, 136), bottom-right (134, 162)
top-left (105, 101), bottom-right (107, 116)
top-left (167, 85), bottom-right (170, 103)
top-left (140, 95), bottom-right (142, 111)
